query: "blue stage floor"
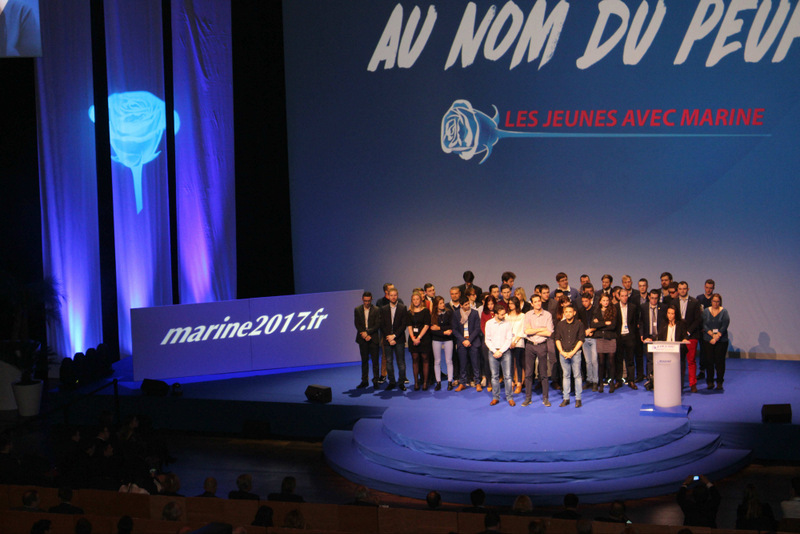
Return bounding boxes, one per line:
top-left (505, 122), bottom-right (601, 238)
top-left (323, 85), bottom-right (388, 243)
top-left (83, 356), bottom-right (799, 505)
top-left (99, 356), bottom-right (800, 460)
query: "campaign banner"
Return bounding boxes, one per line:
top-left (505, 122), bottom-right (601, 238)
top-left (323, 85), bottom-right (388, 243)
top-left (284, 1), bottom-right (800, 359)
top-left (131, 289), bottom-right (363, 380)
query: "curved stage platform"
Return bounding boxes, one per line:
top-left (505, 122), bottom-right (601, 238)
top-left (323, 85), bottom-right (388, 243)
top-left (80, 357), bottom-right (798, 506)
top-left (324, 405), bottom-right (750, 505)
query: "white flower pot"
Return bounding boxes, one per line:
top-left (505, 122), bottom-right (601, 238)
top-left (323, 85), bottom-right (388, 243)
top-left (12, 380), bottom-right (43, 417)
top-left (0, 360), bottom-right (22, 411)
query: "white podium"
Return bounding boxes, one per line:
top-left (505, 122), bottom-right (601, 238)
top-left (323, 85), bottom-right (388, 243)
top-left (641, 341), bottom-right (691, 417)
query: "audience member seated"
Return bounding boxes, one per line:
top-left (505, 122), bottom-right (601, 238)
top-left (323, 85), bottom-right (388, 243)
top-left (48, 487), bottom-right (84, 514)
top-left (252, 505), bottom-right (274, 527)
top-left (783, 477), bottom-right (800, 519)
top-left (162, 500), bottom-right (183, 521)
top-left (461, 488), bottom-right (488, 513)
top-left (118, 476), bottom-right (150, 494)
top-left (552, 493), bottom-right (581, 520)
top-left (479, 511), bottom-right (502, 533)
top-left (197, 476), bottom-right (218, 497)
top-left (528, 518), bottom-right (546, 534)
top-left (283, 508), bottom-right (306, 529)
top-left (512, 495), bottom-right (535, 515)
top-left (14, 489), bottom-right (46, 512)
top-left (595, 500), bottom-right (630, 523)
top-left (75, 517), bottom-right (93, 534)
top-left (267, 475), bottom-right (304, 502)
top-left (160, 472), bottom-right (183, 496)
top-left (426, 490), bottom-right (442, 510)
top-left (228, 473), bottom-right (259, 500)
top-left (348, 484), bottom-right (378, 506)
top-left (736, 483), bottom-right (775, 531)
top-left (677, 474), bottom-right (720, 528)
top-left (116, 516), bottom-right (133, 534)
top-left (30, 519), bottom-right (52, 534)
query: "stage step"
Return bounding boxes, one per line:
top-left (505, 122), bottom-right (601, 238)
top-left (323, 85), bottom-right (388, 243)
top-left (324, 430), bottom-right (750, 505)
top-left (323, 405), bottom-right (752, 506)
top-left (352, 418), bottom-right (721, 483)
top-left (380, 406), bottom-right (691, 462)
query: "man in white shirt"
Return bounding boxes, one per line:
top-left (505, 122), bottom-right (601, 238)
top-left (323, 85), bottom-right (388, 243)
top-left (485, 307), bottom-right (515, 406)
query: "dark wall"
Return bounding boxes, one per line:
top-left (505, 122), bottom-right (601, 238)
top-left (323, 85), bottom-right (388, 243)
top-left (232, 0), bottom-right (294, 298)
top-left (0, 59), bottom-right (42, 284)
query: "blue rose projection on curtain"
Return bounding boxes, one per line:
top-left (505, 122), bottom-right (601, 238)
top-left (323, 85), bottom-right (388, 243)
top-left (89, 91), bottom-right (180, 213)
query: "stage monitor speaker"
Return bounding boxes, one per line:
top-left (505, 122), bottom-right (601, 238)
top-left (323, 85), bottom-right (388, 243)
top-left (141, 378), bottom-right (170, 397)
top-left (305, 384), bottom-right (332, 403)
top-left (761, 403), bottom-right (792, 423)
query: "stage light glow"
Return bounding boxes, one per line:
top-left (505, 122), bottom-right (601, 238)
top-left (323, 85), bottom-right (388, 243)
top-left (89, 91), bottom-right (180, 213)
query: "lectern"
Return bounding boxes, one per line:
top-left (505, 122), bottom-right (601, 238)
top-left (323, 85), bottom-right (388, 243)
top-left (640, 341), bottom-right (691, 417)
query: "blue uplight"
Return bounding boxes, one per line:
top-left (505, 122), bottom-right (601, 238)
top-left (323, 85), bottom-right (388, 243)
top-left (89, 91), bottom-right (180, 213)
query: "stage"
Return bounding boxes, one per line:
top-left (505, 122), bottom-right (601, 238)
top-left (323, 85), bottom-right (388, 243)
top-left (69, 356), bottom-right (800, 505)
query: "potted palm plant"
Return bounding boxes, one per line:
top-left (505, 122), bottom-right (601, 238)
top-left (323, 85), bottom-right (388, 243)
top-left (0, 272), bottom-right (61, 416)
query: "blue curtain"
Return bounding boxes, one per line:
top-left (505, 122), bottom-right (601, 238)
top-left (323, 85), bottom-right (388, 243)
top-left (172, 0), bottom-right (236, 304)
top-left (36, 0), bottom-right (103, 358)
top-left (103, 0), bottom-right (172, 356)
top-left (37, 0), bottom-right (237, 360)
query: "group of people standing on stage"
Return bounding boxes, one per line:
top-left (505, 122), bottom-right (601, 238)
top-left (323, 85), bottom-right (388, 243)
top-left (354, 270), bottom-right (730, 407)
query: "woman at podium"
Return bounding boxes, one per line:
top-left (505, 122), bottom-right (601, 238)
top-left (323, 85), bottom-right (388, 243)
top-left (657, 306), bottom-right (691, 390)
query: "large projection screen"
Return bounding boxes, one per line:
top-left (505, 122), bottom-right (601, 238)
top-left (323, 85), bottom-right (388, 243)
top-left (283, 1), bottom-right (800, 359)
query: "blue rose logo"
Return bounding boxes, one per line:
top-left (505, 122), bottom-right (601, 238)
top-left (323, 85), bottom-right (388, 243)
top-left (441, 100), bottom-right (505, 164)
top-left (89, 91), bottom-right (180, 213)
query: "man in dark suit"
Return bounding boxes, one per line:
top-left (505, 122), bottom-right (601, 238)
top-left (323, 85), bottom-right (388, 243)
top-left (640, 289), bottom-right (666, 390)
top-left (380, 287), bottom-right (408, 391)
top-left (452, 297), bottom-right (482, 391)
top-left (354, 291), bottom-right (381, 389)
top-left (457, 270), bottom-right (482, 301)
top-left (677, 281), bottom-right (703, 392)
top-left (48, 487), bottom-right (84, 514)
top-left (615, 288), bottom-right (640, 390)
top-left (375, 283), bottom-right (404, 384)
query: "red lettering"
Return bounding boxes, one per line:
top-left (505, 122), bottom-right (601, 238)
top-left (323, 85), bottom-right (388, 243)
top-left (596, 110), bottom-right (607, 127)
top-left (649, 109), bottom-right (663, 126)
top-left (565, 110), bottom-right (578, 128)
top-left (622, 109), bottom-right (635, 127)
top-left (552, 110), bottom-right (564, 127)
top-left (753, 108), bottom-right (764, 125)
top-left (699, 109), bottom-right (713, 126)
top-left (504, 111), bottom-right (514, 128)
top-left (682, 109), bottom-right (699, 126)
top-left (606, 110), bottom-right (617, 127)
top-left (715, 109), bottom-right (729, 126)
top-left (663, 109), bottom-right (676, 126)
top-left (527, 110), bottom-right (538, 127)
